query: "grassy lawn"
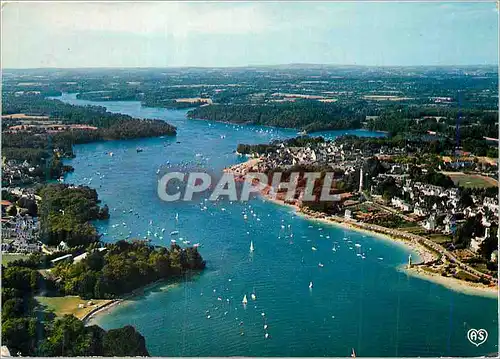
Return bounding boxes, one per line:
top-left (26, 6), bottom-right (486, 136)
top-left (395, 220), bottom-right (418, 228)
top-left (2, 253), bottom-right (29, 265)
top-left (35, 296), bottom-right (112, 320)
top-left (427, 234), bottom-right (453, 244)
top-left (447, 173), bottom-right (498, 188)
top-left (402, 226), bottom-right (427, 235)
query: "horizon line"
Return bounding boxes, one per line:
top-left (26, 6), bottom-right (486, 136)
top-left (3, 63), bottom-right (499, 71)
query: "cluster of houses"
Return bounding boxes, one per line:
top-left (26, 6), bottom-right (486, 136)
top-left (377, 175), bottom-right (499, 255)
top-left (5, 123), bottom-right (98, 134)
top-left (244, 136), bottom-right (498, 260)
top-left (2, 158), bottom-right (41, 186)
top-left (1, 188), bottom-right (43, 254)
top-left (253, 141), bottom-right (365, 176)
top-left (1, 213), bottom-right (41, 254)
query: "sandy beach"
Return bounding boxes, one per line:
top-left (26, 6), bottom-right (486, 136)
top-left (81, 299), bottom-right (122, 324)
top-left (227, 159), bottom-right (498, 298)
top-left (404, 266), bottom-right (498, 298)
top-left (270, 196), bottom-right (498, 298)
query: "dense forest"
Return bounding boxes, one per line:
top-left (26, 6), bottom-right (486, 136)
top-left (38, 184), bottom-right (109, 247)
top-left (2, 94), bottom-right (177, 137)
top-left (1, 238), bottom-right (206, 356)
top-left (52, 240), bottom-right (206, 299)
top-left (188, 102), bottom-right (365, 132)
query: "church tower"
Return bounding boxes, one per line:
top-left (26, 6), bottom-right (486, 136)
top-left (359, 168), bottom-right (364, 193)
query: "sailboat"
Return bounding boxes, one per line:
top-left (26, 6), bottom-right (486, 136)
top-left (251, 288), bottom-right (256, 301)
top-left (250, 241), bottom-right (254, 252)
top-left (351, 348), bottom-right (356, 358)
top-left (242, 295), bottom-right (248, 304)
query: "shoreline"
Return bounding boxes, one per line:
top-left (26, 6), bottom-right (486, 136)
top-left (403, 266), bottom-right (498, 298)
top-left (82, 279), bottom-right (167, 325)
top-left (227, 159), bottom-right (498, 299)
top-left (268, 196), bottom-right (498, 298)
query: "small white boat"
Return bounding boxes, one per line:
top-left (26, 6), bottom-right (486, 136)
top-left (311, 247), bottom-right (317, 251)
top-left (250, 241), bottom-right (254, 252)
top-left (264, 324), bottom-right (268, 330)
top-left (170, 230), bottom-right (179, 235)
top-left (318, 263), bottom-right (324, 267)
top-left (309, 281), bottom-right (313, 289)
top-left (355, 243), bottom-right (361, 248)
top-left (242, 295), bottom-right (248, 304)
top-left (251, 293), bottom-right (256, 301)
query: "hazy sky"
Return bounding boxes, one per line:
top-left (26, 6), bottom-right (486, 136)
top-left (2, 2), bottom-right (498, 68)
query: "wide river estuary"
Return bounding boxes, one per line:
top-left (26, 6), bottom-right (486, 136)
top-left (56, 93), bottom-right (498, 357)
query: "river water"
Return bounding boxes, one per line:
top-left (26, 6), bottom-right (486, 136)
top-left (56, 93), bottom-right (498, 357)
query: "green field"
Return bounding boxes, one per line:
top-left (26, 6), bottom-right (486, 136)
top-left (427, 234), bottom-right (453, 244)
top-left (2, 253), bottom-right (29, 265)
top-left (447, 173), bottom-right (497, 188)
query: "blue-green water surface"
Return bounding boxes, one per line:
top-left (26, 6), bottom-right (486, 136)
top-left (56, 94), bottom-right (498, 357)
